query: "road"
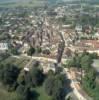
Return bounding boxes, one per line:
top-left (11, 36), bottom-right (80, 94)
top-left (64, 68), bottom-right (89, 100)
top-left (13, 55), bottom-right (67, 63)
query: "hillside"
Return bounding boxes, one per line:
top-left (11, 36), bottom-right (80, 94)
top-left (0, 0), bottom-right (47, 7)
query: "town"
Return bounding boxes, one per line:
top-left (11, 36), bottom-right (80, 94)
top-left (0, 0), bottom-right (99, 100)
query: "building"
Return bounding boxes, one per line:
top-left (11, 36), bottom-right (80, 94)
top-left (0, 43), bottom-right (8, 51)
top-left (71, 40), bottom-right (99, 55)
top-left (92, 59), bottom-right (99, 73)
top-left (75, 25), bottom-right (82, 33)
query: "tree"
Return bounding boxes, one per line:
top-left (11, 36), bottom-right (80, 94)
top-left (89, 53), bottom-right (98, 59)
top-left (10, 48), bottom-right (19, 55)
top-left (65, 48), bottom-right (72, 58)
top-left (3, 63), bottom-right (20, 86)
top-left (55, 74), bottom-right (66, 85)
top-left (30, 67), bottom-right (44, 86)
top-left (16, 84), bottom-right (25, 94)
top-left (66, 96), bottom-right (72, 100)
top-left (9, 92), bottom-right (25, 100)
top-left (17, 71), bottom-right (25, 85)
top-left (52, 86), bottom-right (64, 100)
top-left (22, 86), bottom-right (31, 100)
top-left (80, 55), bottom-right (92, 71)
top-left (44, 76), bottom-right (54, 96)
top-left (27, 47), bottom-right (35, 56)
top-left (33, 61), bottom-right (40, 68)
top-left (16, 85), bottom-right (31, 100)
top-left (44, 74), bottom-right (66, 100)
top-left (36, 47), bottom-right (42, 53)
top-left (52, 76), bottom-right (65, 100)
top-left (0, 63), bottom-right (4, 81)
top-left (82, 69), bottom-right (96, 90)
top-left (47, 70), bottom-right (54, 77)
top-left (55, 67), bottom-right (63, 74)
top-left (75, 55), bottom-right (81, 68)
top-left (93, 85), bottom-right (99, 100)
top-left (42, 49), bottom-right (50, 55)
top-left (67, 58), bottom-right (76, 68)
top-left (24, 72), bottom-right (32, 87)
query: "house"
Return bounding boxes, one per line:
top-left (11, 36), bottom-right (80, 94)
top-left (92, 59), bottom-right (99, 73)
top-left (0, 43), bottom-right (8, 51)
top-left (75, 25), bottom-right (82, 33)
top-left (72, 40), bottom-right (99, 55)
top-left (19, 43), bottom-right (30, 54)
top-left (94, 32), bottom-right (99, 39)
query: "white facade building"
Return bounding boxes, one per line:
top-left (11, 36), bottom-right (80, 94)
top-left (0, 43), bottom-right (8, 51)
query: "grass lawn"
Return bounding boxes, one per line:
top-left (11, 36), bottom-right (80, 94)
top-left (0, 84), bottom-right (10, 100)
top-left (0, 83), bottom-right (52, 100)
top-left (0, 83), bottom-right (16, 100)
top-left (32, 86), bottom-right (52, 100)
top-left (1, 56), bottom-right (30, 68)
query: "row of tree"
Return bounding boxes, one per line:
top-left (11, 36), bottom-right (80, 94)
top-left (0, 59), bottom-right (67, 100)
top-left (0, 61), bottom-right (45, 100)
top-left (27, 46), bottom-right (52, 56)
top-left (44, 70), bottom-right (66, 100)
top-left (0, 63), bottom-right (20, 91)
